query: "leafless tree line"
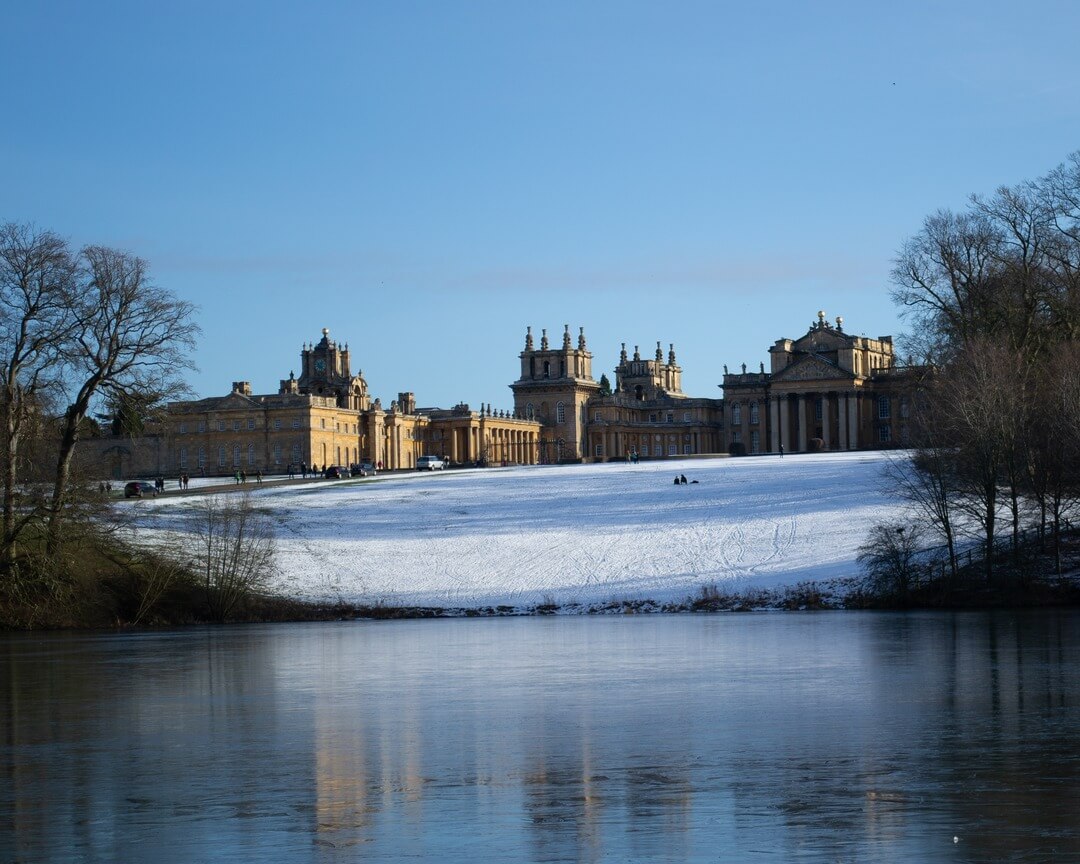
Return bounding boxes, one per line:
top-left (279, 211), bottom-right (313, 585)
top-left (0, 222), bottom-right (198, 574)
top-left (881, 152), bottom-right (1080, 590)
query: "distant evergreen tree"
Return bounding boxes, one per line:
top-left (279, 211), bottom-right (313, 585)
top-left (598, 373), bottom-right (612, 396)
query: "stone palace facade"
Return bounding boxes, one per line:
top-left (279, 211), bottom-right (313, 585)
top-left (90, 312), bottom-right (911, 478)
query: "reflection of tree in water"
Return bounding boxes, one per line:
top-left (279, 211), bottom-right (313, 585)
top-left (724, 611), bottom-right (1080, 860)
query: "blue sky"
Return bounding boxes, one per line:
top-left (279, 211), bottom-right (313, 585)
top-left (4, 1), bottom-right (1080, 408)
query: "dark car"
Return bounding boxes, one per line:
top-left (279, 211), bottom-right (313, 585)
top-left (124, 481), bottom-right (158, 499)
top-left (324, 465), bottom-right (351, 480)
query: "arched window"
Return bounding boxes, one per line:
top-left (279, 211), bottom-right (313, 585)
top-left (233, 445), bottom-right (241, 466)
top-left (247, 443), bottom-right (256, 465)
top-left (218, 446), bottom-right (226, 467)
top-left (556, 402), bottom-right (566, 423)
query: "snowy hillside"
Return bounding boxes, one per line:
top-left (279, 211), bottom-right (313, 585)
top-left (138, 451), bottom-right (906, 608)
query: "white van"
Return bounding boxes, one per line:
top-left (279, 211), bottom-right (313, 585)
top-left (416, 455), bottom-right (446, 471)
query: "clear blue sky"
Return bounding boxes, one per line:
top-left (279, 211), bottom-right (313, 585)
top-left (4, 1), bottom-right (1080, 408)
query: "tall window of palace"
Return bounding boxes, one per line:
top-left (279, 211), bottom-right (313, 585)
top-left (292, 444), bottom-right (301, 464)
top-left (556, 402), bottom-right (566, 423)
top-left (749, 401), bottom-right (759, 424)
top-left (178, 447), bottom-right (187, 468)
top-left (233, 445), bottom-right (241, 466)
top-left (878, 395), bottom-right (891, 419)
top-left (198, 446), bottom-right (206, 469)
top-left (543, 361), bottom-right (550, 378)
top-left (732, 403), bottom-right (742, 425)
top-left (751, 430), bottom-right (760, 454)
top-left (273, 443), bottom-right (282, 463)
top-left (815, 396), bottom-right (823, 421)
top-left (247, 444), bottom-right (256, 466)
top-left (218, 446), bottom-right (226, 467)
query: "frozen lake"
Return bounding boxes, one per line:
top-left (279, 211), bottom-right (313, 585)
top-left (3, 611), bottom-right (1078, 862)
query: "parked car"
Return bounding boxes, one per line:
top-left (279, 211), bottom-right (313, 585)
top-left (360, 461), bottom-right (377, 475)
top-left (324, 465), bottom-right (351, 479)
top-left (124, 481), bottom-right (158, 499)
top-left (416, 455), bottom-right (446, 471)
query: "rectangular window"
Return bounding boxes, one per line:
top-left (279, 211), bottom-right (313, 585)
top-left (749, 402), bottom-right (759, 425)
top-left (683, 444), bottom-right (691, 455)
top-left (594, 412), bottom-right (601, 422)
top-left (878, 396), bottom-right (891, 419)
top-left (668, 444), bottom-right (677, 456)
top-left (217, 421), bottom-right (225, 432)
top-left (292, 419), bottom-right (300, 429)
top-left (274, 419), bottom-right (282, 430)
top-left (273, 443), bottom-right (282, 463)
top-left (666, 412), bottom-right (673, 423)
top-left (683, 411), bottom-right (691, 422)
top-left (178, 447), bottom-right (187, 468)
top-left (815, 397), bottom-right (823, 421)
top-left (197, 421), bottom-right (206, 433)
top-left (198, 447), bottom-right (206, 468)
top-left (732, 404), bottom-right (741, 425)
top-left (595, 444), bottom-right (603, 457)
top-left (750, 430), bottom-right (760, 454)
top-left (232, 420), bottom-right (240, 431)
top-left (649, 413), bottom-right (657, 423)
top-left (732, 430), bottom-right (742, 445)
top-left (247, 418), bottom-right (255, 430)
top-left (320, 418), bottom-right (326, 429)
top-left (178, 423), bottom-right (187, 435)
top-left (641, 445), bottom-right (649, 457)
top-left (217, 446), bottom-right (226, 467)
top-left (879, 424), bottom-right (892, 443)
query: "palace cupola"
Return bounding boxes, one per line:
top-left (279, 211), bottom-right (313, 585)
top-left (286, 328), bottom-right (370, 410)
top-left (615, 339), bottom-right (684, 400)
top-left (515, 324), bottom-right (596, 384)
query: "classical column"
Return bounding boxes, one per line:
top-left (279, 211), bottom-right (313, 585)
top-left (770, 398), bottom-right (780, 453)
top-left (778, 396), bottom-right (789, 453)
top-left (796, 394), bottom-right (807, 452)
top-left (848, 392), bottom-right (859, 449)
top-left (838, 393), bottom-right (848, 449)
top-left (821, 392), bottom-right (831, 450)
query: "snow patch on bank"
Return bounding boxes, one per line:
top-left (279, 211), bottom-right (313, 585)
top-left (137, 451), bottom-right (905, 607)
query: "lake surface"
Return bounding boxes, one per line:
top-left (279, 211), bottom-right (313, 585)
top-left (2, 612), bottom-right (1078, 863)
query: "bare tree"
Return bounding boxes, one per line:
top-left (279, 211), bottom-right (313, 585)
top-left (0, 223), bottom-right (77, 567)
top-left (188, 493), bottom-right (277, 621)
top-left (46, 246), bottom-right (198, 552)
top-left (857, 522), bottom-right (926, 603)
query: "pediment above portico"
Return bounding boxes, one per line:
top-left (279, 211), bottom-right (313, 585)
top-left (772, 355), bottom-right (855, 384)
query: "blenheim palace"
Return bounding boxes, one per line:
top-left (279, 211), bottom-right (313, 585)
top-left (94, 312), bottom-right (910, 478)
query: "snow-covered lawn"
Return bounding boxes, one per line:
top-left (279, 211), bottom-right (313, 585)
top-left (135, 451), bottom-right (906, 608)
